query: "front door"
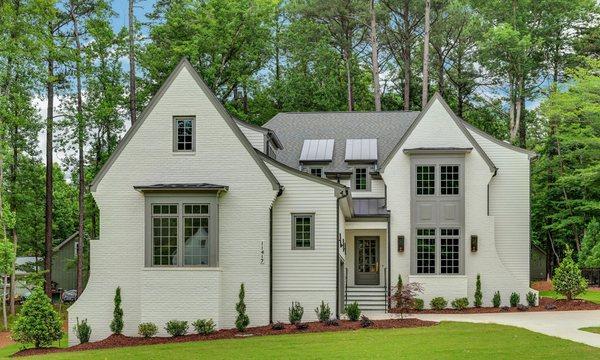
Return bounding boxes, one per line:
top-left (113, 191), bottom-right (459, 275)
top-left (355, 237), bottom-right (379, 285)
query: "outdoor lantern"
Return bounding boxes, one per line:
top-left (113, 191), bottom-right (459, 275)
top-left (397, 235), bottom-right (405, 252)
top-left (471, 235), bottom-right (478, 252)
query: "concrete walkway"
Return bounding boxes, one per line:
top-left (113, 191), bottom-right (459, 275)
top-left (370, 310), bottom-right (600, 348)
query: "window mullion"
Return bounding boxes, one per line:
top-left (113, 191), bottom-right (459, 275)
top-left (178, 204), bottom-right (183, 267)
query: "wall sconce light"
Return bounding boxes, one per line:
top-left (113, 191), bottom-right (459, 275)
top-left (397, 235), bottom-right (405, 252)
top-left (471, 235), bottom-right (478, 252)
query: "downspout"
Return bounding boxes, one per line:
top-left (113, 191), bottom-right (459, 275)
top-left (270, 185), bottom-right (284, 324)
top-left (335, 174), bottom-right (342, 319)
top-left (385, 184), bottom-right (391, 311)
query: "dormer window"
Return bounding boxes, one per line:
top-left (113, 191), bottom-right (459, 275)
top-left (354, 167), bottom-right (369, 190)
top-left (173, 116), bottom-right (195, 152)
top-left (310, 167), bottom-right (323, 178)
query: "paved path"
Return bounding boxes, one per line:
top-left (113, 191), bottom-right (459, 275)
top-left (370, 310), bottom-right (600, 348)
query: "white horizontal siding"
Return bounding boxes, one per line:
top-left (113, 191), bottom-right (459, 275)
top-left (238, 123), bottom-right (265, 151)
top-left (342, 179), bottom-right (385, 198)
top-left (267, 163), bottom-right (338, 322)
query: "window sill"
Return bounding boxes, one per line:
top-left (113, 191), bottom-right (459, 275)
top-left (409, 274), bottom-right (466, 278)
top-left (142, 267), bottom-right (220, 271)
top-left (172, 152), bottom-right (196, 156)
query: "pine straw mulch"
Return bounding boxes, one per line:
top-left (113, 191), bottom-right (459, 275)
top-left (389, 297), bottom-right (600, 315)
top-left (13, 318), bottom-right (436, 357)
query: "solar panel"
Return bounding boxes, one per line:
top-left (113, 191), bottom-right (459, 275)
top-left (345, 139), bottom-right (378, 161)
top-left (299, 139), bottom-right (334, 161)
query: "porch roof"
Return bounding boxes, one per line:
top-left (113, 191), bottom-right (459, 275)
top-left (352, 198), bottom-right (388, 218)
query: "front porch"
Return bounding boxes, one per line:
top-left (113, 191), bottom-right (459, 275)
top-left (343, 221), bottom-right (389, 312)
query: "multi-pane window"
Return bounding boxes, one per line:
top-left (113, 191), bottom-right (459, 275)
top-left (310, 168), bottom-right (323, 178)
top-left (292, 214), bottom-right (314, 250)
top-left (440, 228), bottom-right (460, 274)
top-left (354, 168), bottom-right (368, 190)
top-left (416, 228), bottom-right (436, 274)
top-left (416, 165), bottom-right (435, 195)
top-left (183, 204), bottom-right (210, 266)
top-left (149, 200), bottom-right (215, 267)
top-left (152, 204), bottom-right (179, 266)
top-left (174, 117), bottom-right (194, 151)
top-left (440, 165), bottom-right (460, 195)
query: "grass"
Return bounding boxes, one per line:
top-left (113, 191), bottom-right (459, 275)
top-left (580, 327), bottom-right (600, 335)
top-left (539, 290), bottom-right (600, 304)
top-left (0, 333), bottom-right (68, 359)
top-left (11, 322), bottom-right (600, 359)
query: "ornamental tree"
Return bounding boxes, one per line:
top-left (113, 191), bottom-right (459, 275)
top-left (554, 248), bottom-right (587, 301)
top-left (11, 288), bottom-right (62, 348)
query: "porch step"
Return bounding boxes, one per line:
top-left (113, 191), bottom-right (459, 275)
top-left (345, 286), bottom-right (387, 312)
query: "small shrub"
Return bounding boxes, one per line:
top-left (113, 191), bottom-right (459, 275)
top-left (492, 291), bottom-right (501, 307)
top-left (271, 321), bottom-right (285, 330)
top-left (192, 319), bottom-right (215, 335)
top-left (526, 292), bottom-right (537, 307)
top-left (554, 247), bottom-right (588, 300)
top-left (138, 322), bottom-right (158, 338)
top-left (360, 315), bottom-right (373, 328)
top-left (295, 322), bottom-right (309, 330)
top-left (509, 292), bottom-right (520, 307)
top-left (517, 304), bottom-right (528, 311)
top-left (165, 320), bottom-right (188, 337)
top-left (110, 287), bottom-right (124, 335)
top-left (11, 288), bottom-right (62, 348)
top-left (451, 297), bottom-right (469, 310)
top-left (325, 318), bottom-right (339, 326)
top-left (345, 301), bottom-right (361, 321)
top-left (314, 301), bottom-right (331, 322)
top-left (430, 297), bottom-right (447, 311)
top-left (288, 302), bottom-right (304, 324)
top-left (500, 306), bottom-right (510, 312)
top-left (74, 318), bottom-right (92, 344)
top-left (474, 274), bottom-right (483, 308)
top-left (235, 283), bottom-right (250, 332)
top-left (413, 298), bottom-right (424, 311)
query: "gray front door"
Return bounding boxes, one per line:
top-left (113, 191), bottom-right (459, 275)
top-left (355, 237), bottom-right (379, 285)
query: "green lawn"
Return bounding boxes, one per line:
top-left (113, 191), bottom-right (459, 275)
top-left (11, 322), bottom-right (600, 359)
top-left (539, 290), bottom-right (600, 304)
top-left (580, 327), bottom-right (600, 335)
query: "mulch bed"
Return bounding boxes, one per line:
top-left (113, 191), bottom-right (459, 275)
top-left (13, 318), bottom-right (436, 357)
top-left (390, 297), bottom-right (600, 315)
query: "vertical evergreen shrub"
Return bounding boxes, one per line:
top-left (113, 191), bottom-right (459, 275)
top-left (74, 318), bottom-right (92, 344)
top-left (235, 283), bottom-right (250, 331)
top-left (474, 274), bottom-right (483, 307)
top-left (110, 287), bottom-right (124, 334)
top-left (492, 291), bottom-right (501, 307)
top-left (554, 247), bottom-right (588, 300)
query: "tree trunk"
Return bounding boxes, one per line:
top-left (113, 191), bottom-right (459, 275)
top-left (437, 51), bottom-right (444, 97)
top-left (9, 126), bottom-right (18, 315)
top-left (2, 274), bottom-right (7, 330)
top-left (70, 2), bottom-right (85, 297)
top-left (129, 0), bottom-right (137, 125)
top-left (45, 55), bottom-right (54, 298)
top-left (344, 47), bottom-right (354, 111)
top-left (370, 0), bottom-right (381, 111)
top-left (402, 0), bottom-right (411, 111)
top-left (421, 0), bottom-right (430, 108)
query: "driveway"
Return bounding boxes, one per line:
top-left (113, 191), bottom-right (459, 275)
top-left (371, 310), bottom-right (600, 348)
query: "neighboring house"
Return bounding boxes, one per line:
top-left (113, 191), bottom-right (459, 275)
top-left (530, 244), bottom-right (547, 281)
top-left (69, 59), bottom-right (536, 344)
top-left (52, 232), bottom-right (87, 291)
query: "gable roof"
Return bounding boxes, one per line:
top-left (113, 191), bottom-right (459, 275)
top-left (263, 111), bottom-right (419, 172)
top-left (53, 232), bottom-right (78, 252)
top-left (90, 58), bottom-right (281, 192)
top-left (380, 93), bottom-right (497, 173)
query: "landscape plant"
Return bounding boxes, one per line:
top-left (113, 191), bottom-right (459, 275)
top-left (430, 297), bottom-right (447, 311)
top-left (138, 323), bottom-right (158, 338)
top-left (413, 298), bottom-right (424, 311)
top-left (360, 315), bottom-right (373, 328)
top-left (345, 301), bottom-right (361, 321)
top-left (451, 297), bottom-right (469, 310)
top-left (510, 292), bottom-right (520, 307)
top-left (235, 283), bottom-right (250, 331)
top-left (110, 286), bottom-right (124, 334)
top-left (526, 292), bottom-right (537, 307)
top-left (165, 320), bottom-right (188, 336)
top-left (578, 218), bottom-right (600, 268)
top-left (271, 321), bottom-right (285, 330)
top-left (288, 301), bottom-right (304, 324)
top-left (192, 319), bottom-right (216, 335)
top-left (474, 274), bottom-right (482, 307)
top-left (314, 301), bottom-right (331, 322)
top-left (11, 287), bottom-right (62, 348)
top-left (391, 281), bottom-right (423, 318)
top-left (74, 318), bottom-right (92, 344)
top-left (554, 247), bottom-right (588, 300)
top-left (492, 291), bottom-right (501, 307)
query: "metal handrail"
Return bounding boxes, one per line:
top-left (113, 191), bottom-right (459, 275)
top-left (383, 265), bottom-right (387, 313)
top-left (345, 267), bottom-right (348, 307)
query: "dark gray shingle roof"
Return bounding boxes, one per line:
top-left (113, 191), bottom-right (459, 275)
top-left (263, 111), bottom-right (419, 172)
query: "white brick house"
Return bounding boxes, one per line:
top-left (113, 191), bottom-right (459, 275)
top-left (68, 59), bottom-right (536, 344)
